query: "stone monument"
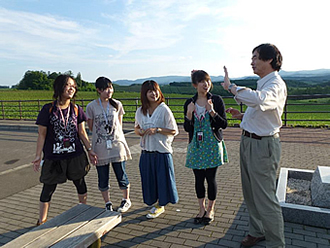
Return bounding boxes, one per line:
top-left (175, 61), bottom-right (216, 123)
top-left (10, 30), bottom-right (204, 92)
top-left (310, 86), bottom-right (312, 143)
top-left (276, 167), bottom-right (330, 228)
top-left (311, 166), bottom-right (330, 208)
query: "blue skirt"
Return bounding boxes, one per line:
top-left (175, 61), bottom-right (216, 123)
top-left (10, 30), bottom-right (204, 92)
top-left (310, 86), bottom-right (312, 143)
top-left (139, 152), bottom-right (179, 206)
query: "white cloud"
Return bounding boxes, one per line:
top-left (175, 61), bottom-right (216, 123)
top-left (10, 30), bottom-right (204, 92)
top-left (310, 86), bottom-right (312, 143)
top-left (98, 1), bottom-right (188, 55)
top-left (100, 0), bottom-right (229, 56)
top-left (1, 0), bottom-right (330, 86)
top-left (0, 7), bottom-right (97, 63)
top-left (198, 0), bottom-right (330, 75)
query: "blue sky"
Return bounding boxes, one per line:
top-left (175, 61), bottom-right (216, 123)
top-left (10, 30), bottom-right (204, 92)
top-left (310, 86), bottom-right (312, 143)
top-left (0, 0), bottom-right (329, 86)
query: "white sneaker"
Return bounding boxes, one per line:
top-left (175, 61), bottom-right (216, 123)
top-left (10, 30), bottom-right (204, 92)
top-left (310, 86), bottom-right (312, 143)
top-left (105, 202), bottom-right (113, 211)
top-left (117, 199), bottom-right (131, 213)
top-left (146, 206), bottom-right (165, 219)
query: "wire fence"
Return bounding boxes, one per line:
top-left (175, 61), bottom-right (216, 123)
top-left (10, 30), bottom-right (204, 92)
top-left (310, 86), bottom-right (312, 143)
top-left (1, 95), bottom-right (330, 127)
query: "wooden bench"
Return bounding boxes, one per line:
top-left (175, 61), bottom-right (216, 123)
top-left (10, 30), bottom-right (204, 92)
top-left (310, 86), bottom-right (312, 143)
top-left (3, 204), bottom-right (121, 248)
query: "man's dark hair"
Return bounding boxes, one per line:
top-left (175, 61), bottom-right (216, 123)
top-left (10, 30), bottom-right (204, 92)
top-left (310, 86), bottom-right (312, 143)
top-left (253, 43), bottom-right (282, 71)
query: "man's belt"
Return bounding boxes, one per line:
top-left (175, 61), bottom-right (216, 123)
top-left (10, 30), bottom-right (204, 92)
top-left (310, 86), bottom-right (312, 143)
top-left (242, 130), bottom-right (279, 140)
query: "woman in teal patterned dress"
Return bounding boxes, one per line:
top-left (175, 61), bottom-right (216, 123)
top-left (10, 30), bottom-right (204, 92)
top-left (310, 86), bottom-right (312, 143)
top-left (184, 70), bottom-right (228, 225)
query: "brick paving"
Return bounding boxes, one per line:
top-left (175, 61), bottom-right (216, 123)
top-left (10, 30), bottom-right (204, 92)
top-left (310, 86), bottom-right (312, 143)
top-left (0, 121), bottom-right (330, 247)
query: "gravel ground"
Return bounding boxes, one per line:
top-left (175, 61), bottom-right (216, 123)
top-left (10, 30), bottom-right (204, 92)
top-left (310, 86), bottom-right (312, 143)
top-left (286, 178), bottom-right (312, 206)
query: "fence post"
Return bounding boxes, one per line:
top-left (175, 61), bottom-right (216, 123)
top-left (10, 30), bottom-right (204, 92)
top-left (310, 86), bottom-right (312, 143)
top-left (19, 100), bottom-right (22, 120)
top-left (166, 97), bottom-right (169, 106)
top-left (135, 98), bottom-right (139, 110)
top-left (1, 101), bottom-right (4, 119)
top-left (284, 101), bottom-right (288, 126)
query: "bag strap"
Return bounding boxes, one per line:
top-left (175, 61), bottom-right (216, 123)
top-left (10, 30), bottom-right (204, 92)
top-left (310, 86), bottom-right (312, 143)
top-left (74, 104), bottom-right (78, 117)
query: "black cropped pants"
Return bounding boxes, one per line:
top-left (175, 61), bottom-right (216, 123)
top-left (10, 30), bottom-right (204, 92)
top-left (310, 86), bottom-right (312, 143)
top-left (40, 177), bottom-right (87, 202)
top-left (193, 167), bottom-right (218, 201)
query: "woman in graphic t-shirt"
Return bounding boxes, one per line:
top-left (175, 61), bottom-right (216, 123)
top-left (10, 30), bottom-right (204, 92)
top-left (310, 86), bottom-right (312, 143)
top-left (86, 77), bottom-right (132, 213)
top-left (32, 74), bottom-right (97, 226)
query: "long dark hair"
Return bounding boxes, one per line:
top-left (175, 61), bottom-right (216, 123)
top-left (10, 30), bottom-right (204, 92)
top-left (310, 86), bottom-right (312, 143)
top-left (95, 76), bottom-right (118, 111)
top-left (140, 80), bottom-right (165, 115)
top-left (53, 74), bottom-right (77, 103)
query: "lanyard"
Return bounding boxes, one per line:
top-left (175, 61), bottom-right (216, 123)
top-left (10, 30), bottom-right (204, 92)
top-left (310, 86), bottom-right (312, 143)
top-left (58, 104), bottom-right (71, 131)
top-left (99, 98), bottom-right (110, 125)
top-left (194, 109), bottom-right (207, 129)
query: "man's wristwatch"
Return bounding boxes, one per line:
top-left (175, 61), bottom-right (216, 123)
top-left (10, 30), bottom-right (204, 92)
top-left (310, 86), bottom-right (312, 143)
top-left (228, 83), bottom-right (236, 94)
top-left (156, 127), bottom-right (161, 133)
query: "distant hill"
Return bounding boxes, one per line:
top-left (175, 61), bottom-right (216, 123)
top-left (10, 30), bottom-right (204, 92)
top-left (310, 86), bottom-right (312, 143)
top-left (114, 76), bottom-right (190, 86)
top-left (280, 69), bottom-right (330, 78)
top-left (113, 69), bottom-right (330, 86)
top-left (279, 69), bottom-right (330, 83)
top-left (114, 75), bottom-right (224, 86)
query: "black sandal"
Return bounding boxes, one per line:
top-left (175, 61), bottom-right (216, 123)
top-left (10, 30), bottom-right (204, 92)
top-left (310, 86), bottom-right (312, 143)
top-left (194, 211), bottom-right (206, 224)
top-left (202, 211), bottom-right (214, 225)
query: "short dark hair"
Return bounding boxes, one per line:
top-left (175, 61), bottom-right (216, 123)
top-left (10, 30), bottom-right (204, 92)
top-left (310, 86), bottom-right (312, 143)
top-left (253, 43), bottom-right (282, 71)
top-left (191, 70), bottom-right (211, 85)
top-left (191, 70), bottom-right (213, 91)
top-left (53, 74), bottom-right (77, 102)
top-left (140, 80), bottom-right (165, 115)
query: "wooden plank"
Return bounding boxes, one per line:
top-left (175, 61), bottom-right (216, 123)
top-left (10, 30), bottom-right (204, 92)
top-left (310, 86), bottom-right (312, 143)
top-left (51, 211), bottom-right (121, 248)
top-left (25, 206), bottom-right (105, 248)
top-left (3, 204), bottom-right (92, 248)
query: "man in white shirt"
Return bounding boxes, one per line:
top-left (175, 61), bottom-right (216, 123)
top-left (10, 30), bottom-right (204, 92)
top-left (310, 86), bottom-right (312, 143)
top-left (222, 43), bottom-right (286, 248)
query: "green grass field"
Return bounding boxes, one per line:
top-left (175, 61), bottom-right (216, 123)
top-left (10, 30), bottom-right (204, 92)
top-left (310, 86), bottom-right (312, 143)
top-left (1, 90), bottom-right (330, 126)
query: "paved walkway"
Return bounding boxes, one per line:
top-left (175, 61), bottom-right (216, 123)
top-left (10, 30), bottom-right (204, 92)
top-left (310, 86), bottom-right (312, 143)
top-left (0, 120), bottom-right (329, 247)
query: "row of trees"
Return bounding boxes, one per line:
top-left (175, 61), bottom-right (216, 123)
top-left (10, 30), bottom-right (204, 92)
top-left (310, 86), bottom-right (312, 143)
top-left (15, 70), bottom-right (94, 91)
top-left (14, 70), bottom-right (330, 96)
